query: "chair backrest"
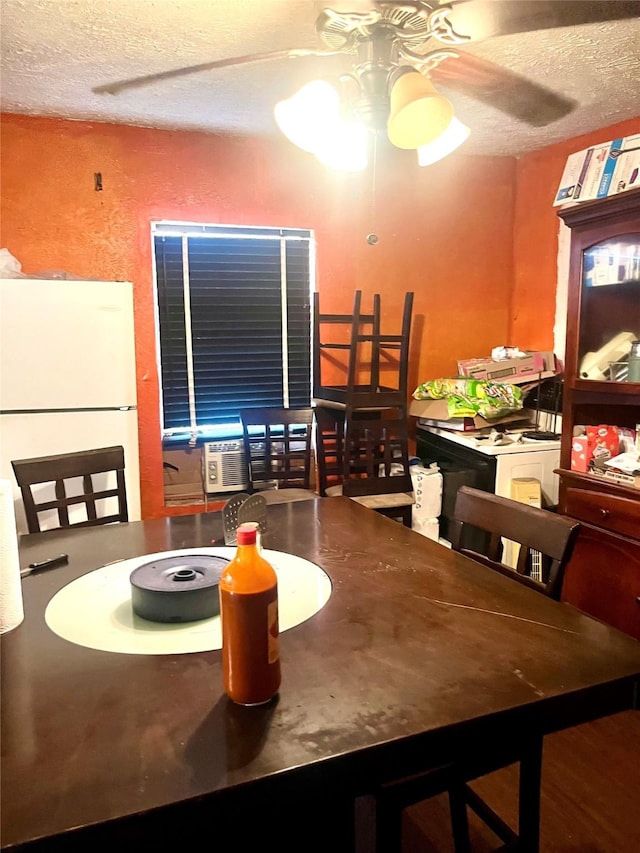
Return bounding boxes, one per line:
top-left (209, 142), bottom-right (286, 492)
top-left (341, 410), bottom-right (413, 498)
top-left (346, 290), bottom-right (414, 406)
top-left (239, 407), bottom-right (315, 492)
top-left (314, 405), bottom-right (346, 496)
top-left (12, 446), bottom-right (129, 534)
top-left (313, 290), bottom-right (414, 408)
top-left (313, 289), bottom-right (379, 402)
top-left (450, 486), bottom-right (580, 599)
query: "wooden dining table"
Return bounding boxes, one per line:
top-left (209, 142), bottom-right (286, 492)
top-left (2, 496), bottom-right (640, 852)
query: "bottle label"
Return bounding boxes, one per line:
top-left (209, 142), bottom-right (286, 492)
top-left (220, 586), bottom-right (281, 705)
top-left (268, 599), bottom-right (279, 664)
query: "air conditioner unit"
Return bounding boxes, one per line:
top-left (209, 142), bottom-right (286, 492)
top-left (203, 440), bottom-right (248, 494)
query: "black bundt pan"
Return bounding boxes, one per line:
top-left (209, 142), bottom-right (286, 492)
top-left (130, 554), bottom-right (229, 623)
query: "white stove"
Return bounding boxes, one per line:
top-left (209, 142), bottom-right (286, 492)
top-left (415, 425), bottom-right (562, 549)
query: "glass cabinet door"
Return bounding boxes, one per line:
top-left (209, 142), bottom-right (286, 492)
top-left (577, 234), bottom-right (640, 381)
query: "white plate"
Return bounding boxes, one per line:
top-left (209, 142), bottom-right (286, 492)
top-left (45, 548), bottom-right (332, 655)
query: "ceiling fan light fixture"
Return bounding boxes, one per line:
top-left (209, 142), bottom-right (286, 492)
top-left (417, 117), bottom-right (470, 166)
top-left (314, 119), bottom-right (369, 172)
top-left (275, 79), bottom-right (367, 172)
top-left (274, 80), bottom-right (340, 153)
top-left (387, 71), bottom-right (454, 150)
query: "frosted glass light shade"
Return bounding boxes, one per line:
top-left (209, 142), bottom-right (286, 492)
top-left (274, 80), bottom-right (341, 153)
top-left (387, 71), bottom-right (454, 149)
top-left (314, 120), bottom-right (369, 172)
top-left (417, 117), bottom-right (471, 166)
top-left (275, 79), bottom-right (368, 172)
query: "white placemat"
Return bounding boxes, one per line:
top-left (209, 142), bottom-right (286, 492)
top-left (45, 548), bottom-right (332, 655)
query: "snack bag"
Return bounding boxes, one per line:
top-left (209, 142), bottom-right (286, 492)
top-left (412, 378), bottom-right (522, 420)
top-left (586, 425), bottom-right (619, 468)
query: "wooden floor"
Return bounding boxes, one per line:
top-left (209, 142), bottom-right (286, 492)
top-left (403, 710), bottom-right (640, 853)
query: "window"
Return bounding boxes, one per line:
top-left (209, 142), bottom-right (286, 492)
top-left (153, 222), bottom-right (313, 438)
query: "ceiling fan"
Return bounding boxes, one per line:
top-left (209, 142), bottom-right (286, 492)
top-left (94, 1), bottom-right (640, 166)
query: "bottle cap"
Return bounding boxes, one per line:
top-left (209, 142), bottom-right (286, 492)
top-left (236, 522), bottom-right (258, 545)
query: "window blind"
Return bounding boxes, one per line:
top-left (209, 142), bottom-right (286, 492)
top-left (154, 225), bottom-right (312, 435)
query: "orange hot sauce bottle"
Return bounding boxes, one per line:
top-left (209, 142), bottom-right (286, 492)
top-left (219, 523), bottom-right (281, 705)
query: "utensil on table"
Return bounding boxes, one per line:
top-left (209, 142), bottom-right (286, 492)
top-left (222, 493), bottom-right (250, 545)
top-left (237, 494), bottom-right (267, 534)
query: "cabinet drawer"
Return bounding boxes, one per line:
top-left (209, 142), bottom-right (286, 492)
top-left (565, 487), bottom-right (640, 540)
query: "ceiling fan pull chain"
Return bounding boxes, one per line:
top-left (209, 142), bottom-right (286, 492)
top-left (367, 133), bottom-right (380, 246)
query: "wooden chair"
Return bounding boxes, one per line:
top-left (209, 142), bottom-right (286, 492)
top-left (313, 289), bottom-right (414, 509)
top-left (314, 406), bottom-right (384, 496)
top-left (312, 289), bottom-right (379, 405)
top-left (239, 407), bottom-right (318, 505)
top-left (450, 486), bottom-right (581, 599)
top-left (313, 404), bottom-right (345, 496)
top-left (313, 289), bottom-right (414, 410)
top-left (373, 486), bottom-right (581, 852)
top-left (11, 446), bottom-right (129, 533)
top-left (324, 409), bottom-right (414, 526)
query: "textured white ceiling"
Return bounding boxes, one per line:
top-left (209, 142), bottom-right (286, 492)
top-left (1, 0), bottom-right (639, 156)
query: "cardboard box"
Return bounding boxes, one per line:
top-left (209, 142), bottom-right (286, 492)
top-left (163, 447), bottom-right (204, 500)
top-left (411, 515), bottom-right (440, 541)
top-left (510, 477), bottom-right (542, 507)
top-left (554, 147), bottom-right (593, 205)
top-left (410, 398), bottom-right (531, 431)
top-left (554, 133), bottom-right (640, 206)
top-left (608, 134), bottom-right (640, 197)
top-left (411, 464), bottom-right (443, 518)
top-left (570, 436), bottom-right (591, 473)
top-left (504, 477), bottom-right (542, 568)
top-left (457, 352), bottom-right (555, 383)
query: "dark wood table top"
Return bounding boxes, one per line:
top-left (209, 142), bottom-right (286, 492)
top-left (2, 497), bottom-right (640, 851)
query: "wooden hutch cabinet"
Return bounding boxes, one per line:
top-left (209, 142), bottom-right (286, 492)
top-left (557, 189), bottom-right (640, 640)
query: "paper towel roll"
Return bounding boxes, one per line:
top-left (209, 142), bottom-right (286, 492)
top-left (0, 478), bottom-right (24, 633)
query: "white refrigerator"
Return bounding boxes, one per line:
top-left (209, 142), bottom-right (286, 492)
top-left (0, 278), bottom-right (141, 533)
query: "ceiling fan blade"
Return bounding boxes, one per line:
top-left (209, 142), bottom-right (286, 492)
top-left (430, 50), bottom-right (576, 127)
top-left (446, 0), bottom-right (640, 42)
top-left (93, 48), bottom-right (339, 95)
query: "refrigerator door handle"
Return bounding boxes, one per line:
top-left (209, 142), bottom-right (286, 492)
top-left (0, 406), bottom-right (137, 415)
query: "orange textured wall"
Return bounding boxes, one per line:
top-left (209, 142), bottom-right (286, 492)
top-left (512, 116), bottom-right (640, 354)
top-left (0, 113), bottom-right (515, 518)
